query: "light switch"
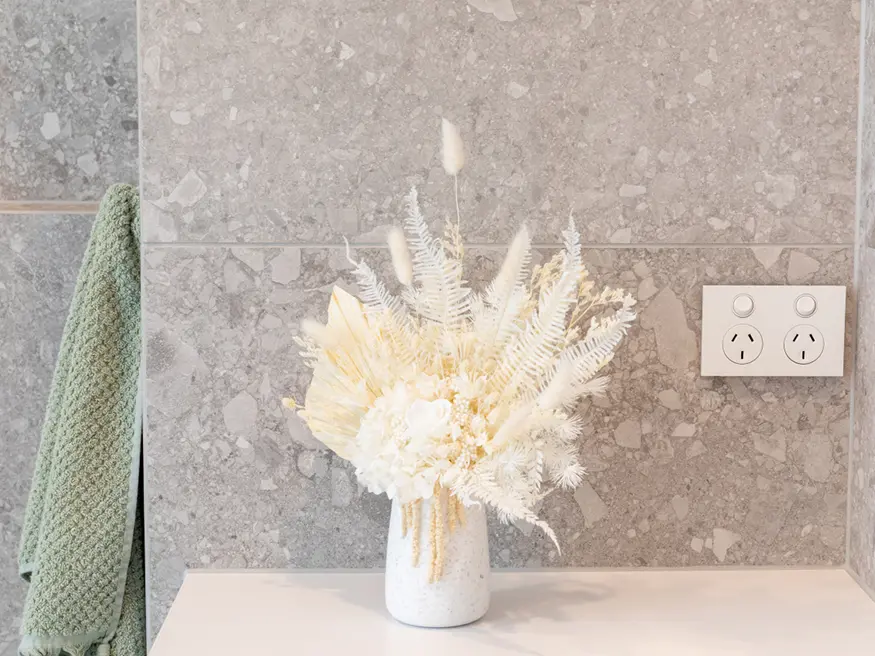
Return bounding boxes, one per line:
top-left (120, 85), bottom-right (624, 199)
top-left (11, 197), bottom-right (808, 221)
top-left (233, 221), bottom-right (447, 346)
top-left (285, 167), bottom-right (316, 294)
top-left (732, 294), bottom-right (754, 317)
top-left (795, 294), bottom-right (817, 318)
top-left (701, 285), bottom-right (846, 377)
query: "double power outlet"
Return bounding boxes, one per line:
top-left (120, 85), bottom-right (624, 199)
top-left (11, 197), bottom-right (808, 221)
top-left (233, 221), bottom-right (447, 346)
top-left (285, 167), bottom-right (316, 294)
top-left (701, 285), bottom-right (846, 377)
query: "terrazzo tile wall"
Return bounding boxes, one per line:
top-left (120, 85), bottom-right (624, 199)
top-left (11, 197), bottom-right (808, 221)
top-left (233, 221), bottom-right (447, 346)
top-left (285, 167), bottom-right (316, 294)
top-left (0, 0), bottom-right (138, 653)
top-left (849, 0), bottom-right (875, 597)
top-left (141, 0), bottom-right (862, 632)
top-left (0, 0), bottom-right (138, 200)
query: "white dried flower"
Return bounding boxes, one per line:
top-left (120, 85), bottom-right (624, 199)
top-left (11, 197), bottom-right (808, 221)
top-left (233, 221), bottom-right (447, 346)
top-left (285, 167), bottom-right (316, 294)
top-left (405, 398), bottom-right (453, 444)
top-left (441, 118), bottom-right (465, 176)
top-left (387, 226), bottom-right (413, 286)
top-left (290, 126), bottom-right (637, 549)
top-left (352, 379), bottom-right (446, 501)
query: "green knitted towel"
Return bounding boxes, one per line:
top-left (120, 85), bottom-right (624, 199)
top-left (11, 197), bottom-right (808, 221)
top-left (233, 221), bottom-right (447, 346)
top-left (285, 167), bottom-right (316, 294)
top-left (18, 185), bottom-right (145, 656)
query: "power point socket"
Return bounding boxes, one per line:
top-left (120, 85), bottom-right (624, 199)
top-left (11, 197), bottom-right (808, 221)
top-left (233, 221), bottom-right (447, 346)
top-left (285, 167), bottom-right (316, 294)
top-left (722, 325), bottom-right (763, 364)
top-left (701, 285), bottom-right (846, 377)
top-left (784, 325), bottom-right (825, 365)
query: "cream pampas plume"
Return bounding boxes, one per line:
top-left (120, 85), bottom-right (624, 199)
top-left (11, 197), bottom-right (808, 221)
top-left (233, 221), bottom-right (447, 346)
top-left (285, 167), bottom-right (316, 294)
top-left (482, 225), bottom-right (530, 348)
top-left (441, 118), bottom-right (465, 176)
top-left (387, 226), bottom-right (413, 286)
top-left (537, 360), bottom-right (575, 410)
top-left (492, 402), bottom-right (535, 449)
top-left (495, 225), bottom-right (530, 297)
top-left (300, 318), bottom-right (337, 349)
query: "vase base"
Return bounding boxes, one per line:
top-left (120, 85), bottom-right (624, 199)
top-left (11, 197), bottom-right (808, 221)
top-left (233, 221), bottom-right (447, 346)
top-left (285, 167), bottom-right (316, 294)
top-left (387, 603), bottom-right (489, 629)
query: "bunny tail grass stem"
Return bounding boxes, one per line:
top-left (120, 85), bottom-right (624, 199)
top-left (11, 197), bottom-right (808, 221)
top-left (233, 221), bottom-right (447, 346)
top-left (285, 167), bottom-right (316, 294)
top-left (454, 174), bottom-right (461, 228)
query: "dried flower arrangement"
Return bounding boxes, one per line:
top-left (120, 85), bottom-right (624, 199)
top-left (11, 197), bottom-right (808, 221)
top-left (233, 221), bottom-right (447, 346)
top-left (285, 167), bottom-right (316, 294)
top-left (284, 120), bottom-right (635, 580)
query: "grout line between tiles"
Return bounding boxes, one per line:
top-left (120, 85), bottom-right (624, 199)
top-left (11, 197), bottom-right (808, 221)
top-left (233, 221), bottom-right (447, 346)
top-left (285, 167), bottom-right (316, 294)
top-left (141, 241), bottom-right (856, 249)
top-left (0, 201), bottom-right (101, 214)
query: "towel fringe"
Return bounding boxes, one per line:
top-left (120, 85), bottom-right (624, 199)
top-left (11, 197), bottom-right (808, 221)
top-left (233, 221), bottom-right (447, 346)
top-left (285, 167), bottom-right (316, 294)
top-left (17, 637), bottom-right (109, 656)
top-left (17, 649), bottom-right (60, 656)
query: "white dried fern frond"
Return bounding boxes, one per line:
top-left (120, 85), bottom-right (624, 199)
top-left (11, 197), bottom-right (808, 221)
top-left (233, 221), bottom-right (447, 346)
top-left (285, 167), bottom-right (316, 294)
top-left (345, 241), bottom-right (409, 320)
top-left (558, 306), bottom-right (636, 387)
top-left (402, 188), bottom-right (471, 327)
top-left (494, 270), bottom-right (579, 394)
top-left (344, 240), bottom-right (416, 364)
top-left (450, 468), bottom-right (559, 548)
top-left (492, 219), bottom-right (585, 395)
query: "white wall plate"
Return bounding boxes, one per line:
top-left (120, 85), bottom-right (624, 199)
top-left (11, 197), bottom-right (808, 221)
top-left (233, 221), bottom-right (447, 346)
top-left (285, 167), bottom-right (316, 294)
top-left (701, 285), bottom-right (846, 377)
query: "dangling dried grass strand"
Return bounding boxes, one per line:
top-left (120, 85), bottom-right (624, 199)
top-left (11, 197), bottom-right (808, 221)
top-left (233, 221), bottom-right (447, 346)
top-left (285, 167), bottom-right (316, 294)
top-left (428, 495), bottom-right (438, 583)
top-left (435, 492), bottom-right (445, 580)
top-left (411, 499), bottom-right (421, 566)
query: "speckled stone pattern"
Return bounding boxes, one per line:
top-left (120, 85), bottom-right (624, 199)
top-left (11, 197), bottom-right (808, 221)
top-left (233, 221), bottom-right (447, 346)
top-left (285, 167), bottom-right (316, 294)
top-left (0, 215), bottom-right (93, 656)
top-left (139, 0), bottom-right (859, 244)
top-left (140, 0), bottom-right (863, 639)
top-left (0, 0), bottom-right (138, 200)
top-left (143, 244), bottom-right (853, 632)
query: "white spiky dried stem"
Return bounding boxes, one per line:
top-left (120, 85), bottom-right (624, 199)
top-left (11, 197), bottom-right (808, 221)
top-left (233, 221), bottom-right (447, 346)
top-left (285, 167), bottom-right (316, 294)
top-left (387, 226), bottom-right (413, 286)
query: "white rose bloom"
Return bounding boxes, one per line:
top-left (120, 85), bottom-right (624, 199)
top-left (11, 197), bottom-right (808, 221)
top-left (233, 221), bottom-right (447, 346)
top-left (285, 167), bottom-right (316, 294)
top-left (405, 398), bottom-right (453, 446)
top-left (351, 382), bottom-right (448, 502)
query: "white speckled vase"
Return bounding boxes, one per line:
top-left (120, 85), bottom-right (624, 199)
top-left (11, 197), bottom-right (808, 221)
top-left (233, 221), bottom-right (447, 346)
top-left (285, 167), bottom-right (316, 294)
top-left (385, 493), bottom-right (490, 627)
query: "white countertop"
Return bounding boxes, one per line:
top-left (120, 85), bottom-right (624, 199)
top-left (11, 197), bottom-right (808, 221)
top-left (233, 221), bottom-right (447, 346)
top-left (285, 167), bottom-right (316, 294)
top-left (150, 569), bottom-right (875, 655)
